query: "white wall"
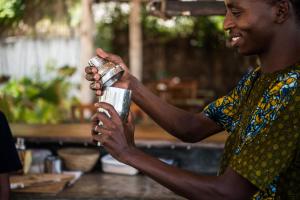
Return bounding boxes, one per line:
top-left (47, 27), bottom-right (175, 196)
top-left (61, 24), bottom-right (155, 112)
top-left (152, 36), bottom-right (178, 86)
top-left (0, 37), bottom-right (81, 83)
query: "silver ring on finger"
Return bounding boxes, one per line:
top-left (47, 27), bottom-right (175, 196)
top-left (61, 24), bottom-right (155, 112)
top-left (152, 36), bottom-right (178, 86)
top-left (94, 125), bottom-right (102, 135)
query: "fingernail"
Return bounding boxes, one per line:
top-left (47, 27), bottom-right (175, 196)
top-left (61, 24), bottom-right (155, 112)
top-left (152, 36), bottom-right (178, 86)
top-left (94, 103), bottom-right (99, 107)
top-left (94, 126), bottom-right (98, 132)
top-left (94, 74), bottom-right (100, 80)
top-left (91, 83), bottom-right (96, 89)
top-left (96, 90), bottom-right (102, 96)
top-left (92, 68), bottom-right (98, 73)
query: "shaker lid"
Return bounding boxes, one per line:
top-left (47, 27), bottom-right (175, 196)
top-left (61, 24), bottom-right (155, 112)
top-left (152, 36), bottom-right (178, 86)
top-left (101, 65), bottom-right (124, 87)
top-left (88, 56), bottom-right (104, 68)
top-left (88, 57), bottom-right (110, 77)
top-left (88, 57), bottom-right (117, 78)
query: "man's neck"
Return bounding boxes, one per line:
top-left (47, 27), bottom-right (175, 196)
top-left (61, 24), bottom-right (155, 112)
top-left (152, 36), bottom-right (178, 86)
top-left (259, 26), bottom-right (300, 73)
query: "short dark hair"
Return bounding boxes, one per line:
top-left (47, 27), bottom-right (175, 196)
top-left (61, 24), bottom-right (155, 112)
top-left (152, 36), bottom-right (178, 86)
top-left (290, 0), bottom-right (300, 22)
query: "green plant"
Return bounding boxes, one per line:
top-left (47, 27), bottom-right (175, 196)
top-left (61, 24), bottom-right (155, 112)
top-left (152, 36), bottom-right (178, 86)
top-left (0, 65), bottom-right (78, 124)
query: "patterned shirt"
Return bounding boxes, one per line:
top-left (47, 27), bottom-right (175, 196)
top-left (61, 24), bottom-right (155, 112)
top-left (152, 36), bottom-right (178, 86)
top-left (204, 64), bottom-right (300, 199)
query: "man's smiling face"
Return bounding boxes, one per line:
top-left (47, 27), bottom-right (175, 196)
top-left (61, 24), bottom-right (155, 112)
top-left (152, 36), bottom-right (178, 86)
top-left (223, 0), bottom-right (277, 55)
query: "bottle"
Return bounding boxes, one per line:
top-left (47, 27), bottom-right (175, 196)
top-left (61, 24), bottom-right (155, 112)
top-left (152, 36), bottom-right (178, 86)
top-left (15, 138), bottom-right (32, 174)
top-left (15, 138), bottom-right (26, 174)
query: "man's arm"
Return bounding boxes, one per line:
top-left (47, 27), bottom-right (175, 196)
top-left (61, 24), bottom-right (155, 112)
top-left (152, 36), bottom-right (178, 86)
top-left (0, 173), bottom-right (10, 200)
top-left (92, 104), bottom-right (257, 200)
top-left (130, 76), bottom-right (223, 142)
top-left (123, 147), bottom-right (257, 200)
top-left (85, 48), bottom-right (223, 142)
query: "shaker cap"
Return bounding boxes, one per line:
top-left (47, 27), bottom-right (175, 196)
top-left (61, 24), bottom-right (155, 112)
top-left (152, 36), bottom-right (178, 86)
top-left (88, 56), bottom-right (104, 68)
top-left (88, 56), bottom-right (124, 87)
top-left (101, 65), bottom-right (124, 87)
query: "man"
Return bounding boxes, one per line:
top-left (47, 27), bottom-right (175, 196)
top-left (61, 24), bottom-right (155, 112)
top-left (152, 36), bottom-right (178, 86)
top-left (85, 0), bottom-right (300, 199)
top-left (0, 111), bottom-right (22, 200)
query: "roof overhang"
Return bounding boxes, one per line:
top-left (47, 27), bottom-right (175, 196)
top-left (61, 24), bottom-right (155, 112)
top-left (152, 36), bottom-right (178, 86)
top-left (147, 0), bottom-right (226, 18)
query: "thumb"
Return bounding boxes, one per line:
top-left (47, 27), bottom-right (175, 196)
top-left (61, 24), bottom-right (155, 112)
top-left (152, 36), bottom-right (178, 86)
top-left (96, 48), bottom-right (124, 66)
top-left (96, 48), bottom-right (109, 59)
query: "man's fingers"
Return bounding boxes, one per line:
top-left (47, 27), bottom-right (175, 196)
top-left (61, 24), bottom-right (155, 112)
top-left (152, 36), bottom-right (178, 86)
top-left (91, 125), bottom-right (98, 135)
top-left (90, 82), bottom-right (101, 90)
top-left (95, 102), bottom-right (121, 122)
top-left (95, 90), bottom-right (102, 96)
top-left (85, 66), bottom-right (98, 74)
top-left (92, 130), bottom-right (111, 145)
top-left (85, 73), bottom-right (100, 81)
top-left (97, 112), bottom-right (114, 128)
top-left (93, 124), bottom-right (111, 135)
top-left (91, 112), bottom-right (115, 129)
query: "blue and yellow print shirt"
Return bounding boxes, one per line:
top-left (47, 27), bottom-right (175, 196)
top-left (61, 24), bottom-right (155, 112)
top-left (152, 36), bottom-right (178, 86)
top-left (204, 64), bottom-right (300, 200)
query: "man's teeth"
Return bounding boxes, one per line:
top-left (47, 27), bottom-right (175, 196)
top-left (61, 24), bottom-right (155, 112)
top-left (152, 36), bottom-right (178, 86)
top-left (232, 37), bottom-right (240, 41)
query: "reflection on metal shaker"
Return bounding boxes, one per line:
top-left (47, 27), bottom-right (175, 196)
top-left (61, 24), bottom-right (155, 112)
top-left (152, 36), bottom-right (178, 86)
top-left (98, 87), bottom-right (132, 121)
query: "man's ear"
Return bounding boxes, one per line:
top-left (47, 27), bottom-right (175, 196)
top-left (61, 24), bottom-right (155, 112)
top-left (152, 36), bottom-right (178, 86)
top-left (274, 0), bottom-right (290, 24)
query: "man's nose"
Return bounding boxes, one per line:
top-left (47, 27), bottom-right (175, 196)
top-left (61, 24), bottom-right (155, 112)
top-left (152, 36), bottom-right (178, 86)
top-left (223, 12), bottom-right (235, 31)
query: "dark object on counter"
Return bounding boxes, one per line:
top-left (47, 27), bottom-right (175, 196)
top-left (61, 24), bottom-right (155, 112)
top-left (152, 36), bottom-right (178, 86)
top-left (44, 156), bottom-right (62, 174)
top-left (0, 111), bottom-right (22, 173)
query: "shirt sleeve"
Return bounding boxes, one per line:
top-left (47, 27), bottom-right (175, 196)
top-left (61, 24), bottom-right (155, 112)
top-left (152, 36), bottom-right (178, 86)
top-left (203, 70), bottom-right (255, 133)
top-left (0, 111), bottom-right (22, 173)
top-left (229, 86), bottom-right (300, 191)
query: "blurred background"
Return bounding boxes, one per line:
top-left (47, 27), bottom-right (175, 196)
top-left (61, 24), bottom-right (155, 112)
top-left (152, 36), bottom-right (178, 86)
top-left (0, 0), bottom-right (257, 124)
top-left (0, 1), bottom-right (258, 199)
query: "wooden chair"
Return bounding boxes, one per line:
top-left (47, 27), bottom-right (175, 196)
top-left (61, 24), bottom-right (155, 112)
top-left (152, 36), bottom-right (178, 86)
top-left (146, 78), bottom-right (202, 112)
top-left (71, 103), bottom-right (146, 123)
top-left (71, 104), bottom-right (97, 123)
top-left (146, 78), bottom-right (198, 101)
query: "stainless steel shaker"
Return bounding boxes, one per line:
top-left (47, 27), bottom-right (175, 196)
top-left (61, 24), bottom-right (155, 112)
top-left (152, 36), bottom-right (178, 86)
top-left (88, 56), bottom-right (132, 146)
top-left (88, 57), bottom-right (124, 88)
top-left (99, 87), bottom-right (132, 121)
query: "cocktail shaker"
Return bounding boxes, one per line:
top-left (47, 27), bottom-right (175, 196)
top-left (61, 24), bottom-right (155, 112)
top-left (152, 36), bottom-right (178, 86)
top-left (88, 56), bottom-right (132, 146)
top-left (99, 87), bottom-right (132, 121)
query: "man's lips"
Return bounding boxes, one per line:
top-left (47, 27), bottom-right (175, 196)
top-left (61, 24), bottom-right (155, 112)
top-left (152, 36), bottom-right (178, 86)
top-left (230, 35), bottom-right (242, 47)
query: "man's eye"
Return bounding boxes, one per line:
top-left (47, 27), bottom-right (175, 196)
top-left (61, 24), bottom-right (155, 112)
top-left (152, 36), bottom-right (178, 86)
top-left (231, 10), bottom-right (241, 17)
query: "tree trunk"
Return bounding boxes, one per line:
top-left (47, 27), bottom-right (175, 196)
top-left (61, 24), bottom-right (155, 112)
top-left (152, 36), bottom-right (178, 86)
top-left (79, 0), bottom-right (94, 104)
top-left (129, 0), bottom-right (143, 81)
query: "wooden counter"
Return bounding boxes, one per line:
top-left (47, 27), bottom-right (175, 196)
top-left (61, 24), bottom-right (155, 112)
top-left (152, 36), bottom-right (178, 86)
top-left (10, 122), bottom-right (227, 147)
top-left (12, 173), bottom-right (186, 200)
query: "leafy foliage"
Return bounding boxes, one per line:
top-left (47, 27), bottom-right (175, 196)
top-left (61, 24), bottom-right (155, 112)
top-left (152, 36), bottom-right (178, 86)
top-left (0, 0), bottom-right (81, 37)
top-left (0, 0), bottom-right (25, 29)
top-left (0, 65), bottom-right (77, 124)
top-left (192, 16), bottom-right (226, 49)
top-left (94, 2), bottom-right (226, 51)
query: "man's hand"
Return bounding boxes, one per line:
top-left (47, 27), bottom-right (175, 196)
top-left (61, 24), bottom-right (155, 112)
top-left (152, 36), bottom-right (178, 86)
top-left (91, 102), bottom-right (135, 162)
top-left (85, 48), bottom-right (132, 96)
